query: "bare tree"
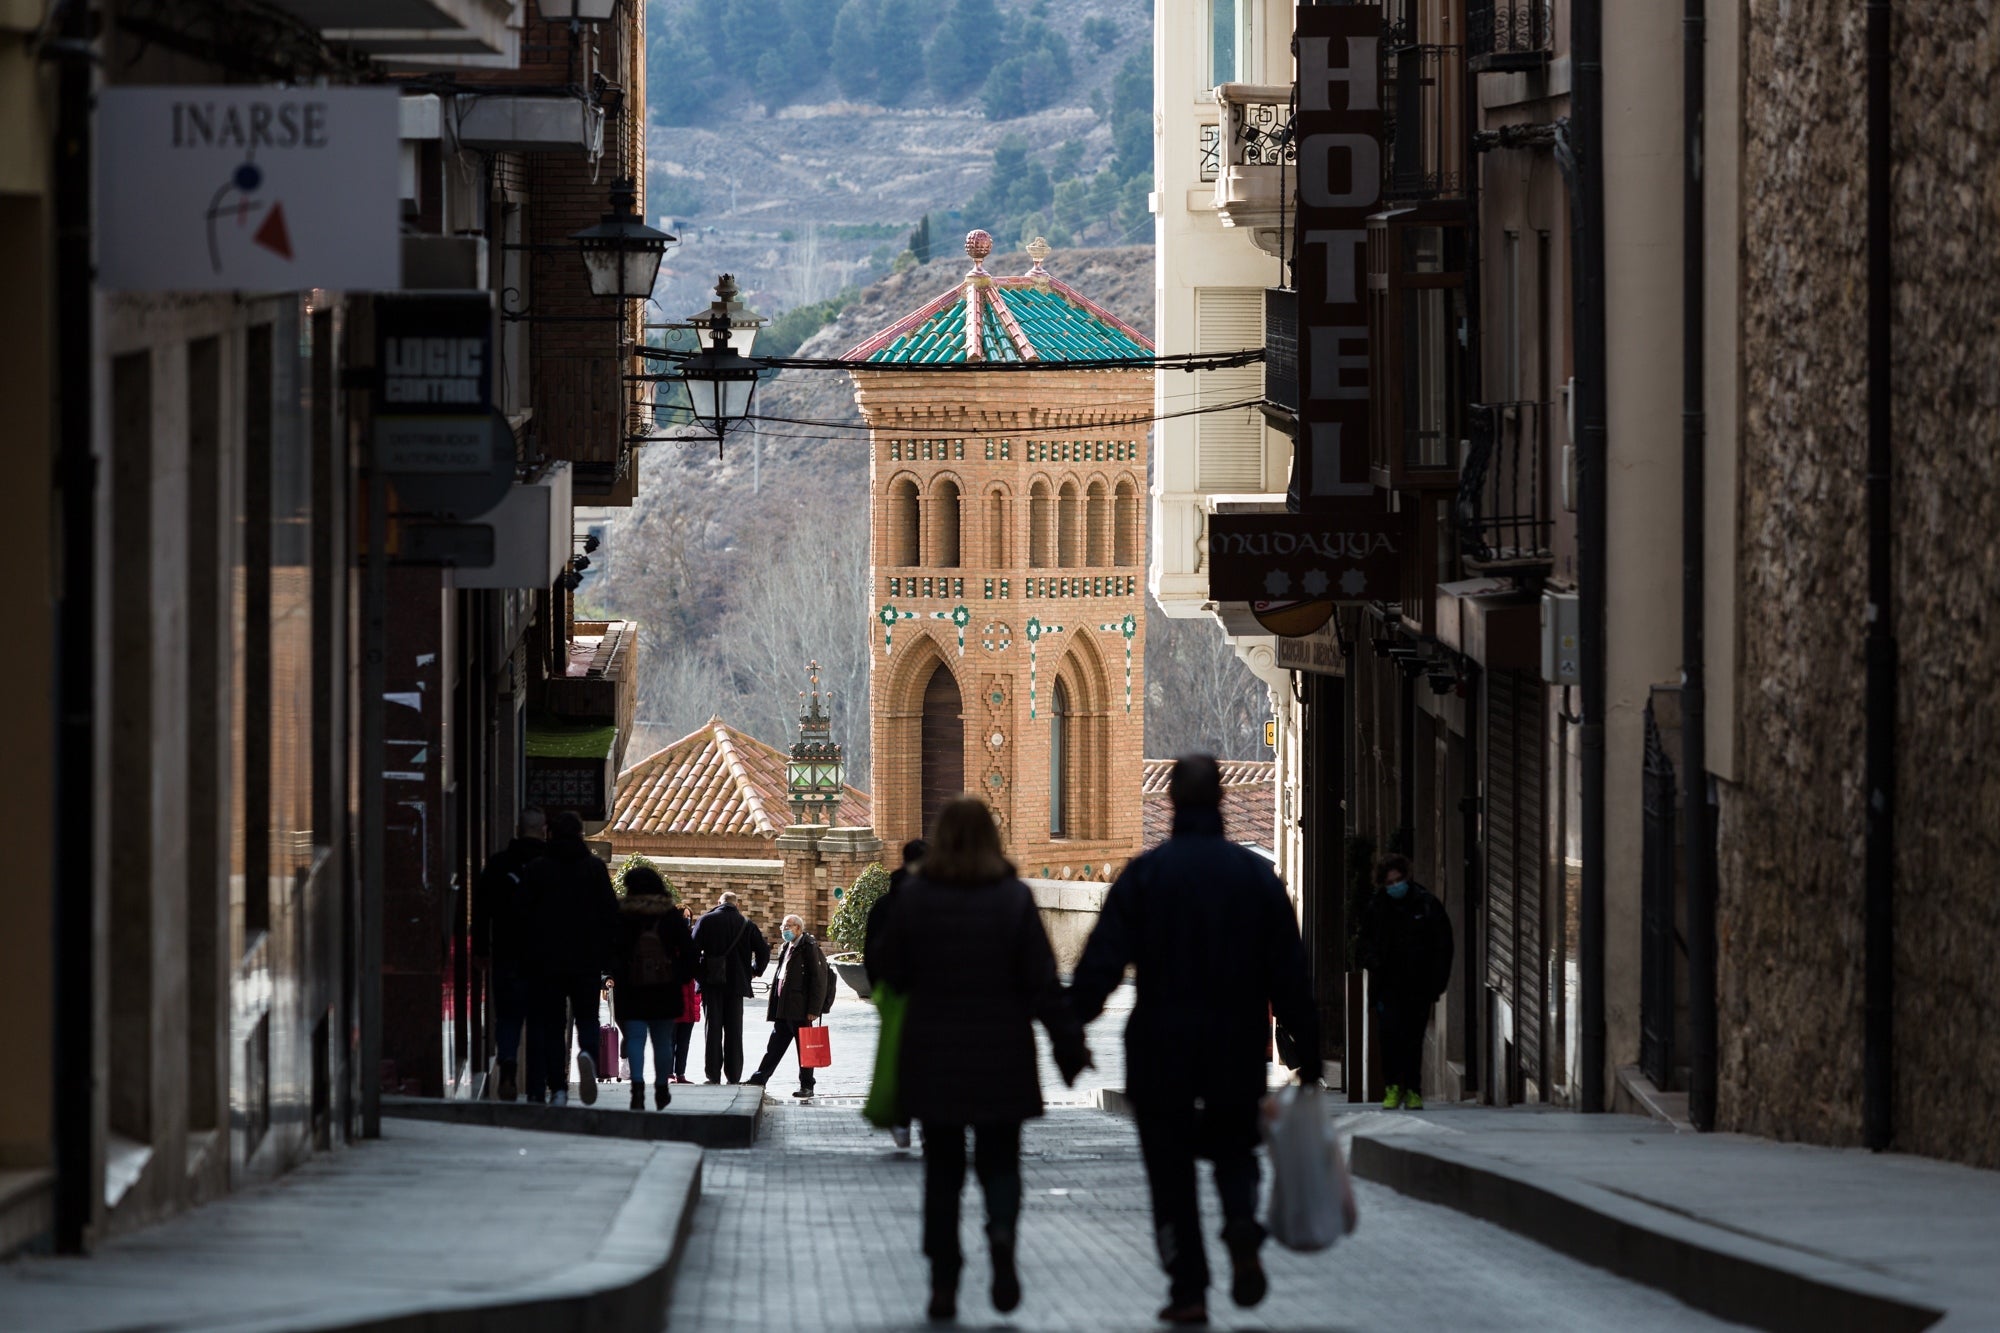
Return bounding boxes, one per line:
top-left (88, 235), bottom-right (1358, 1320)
top-left (786, 221), bottom-right (836, 307)
top-left (1142, 595), bottom-right (1271, 760)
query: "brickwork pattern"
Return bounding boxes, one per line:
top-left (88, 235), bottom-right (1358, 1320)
top-left (1725, 0), bottom-right (2000, 1165)
top-left (856, 364), bottom-right (1152, 876)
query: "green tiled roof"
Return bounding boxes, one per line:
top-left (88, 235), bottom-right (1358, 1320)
top-left (847, 273), bottom-right (1153, 365)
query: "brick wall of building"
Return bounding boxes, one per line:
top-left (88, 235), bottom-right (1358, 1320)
top-left (1722, 0), bottom-right (2000, 1166)
top-left (855, 366), bottom-right (1151, 878)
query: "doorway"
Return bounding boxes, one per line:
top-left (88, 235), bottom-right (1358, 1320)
top-left (920, 662), bottom-right (964, 839)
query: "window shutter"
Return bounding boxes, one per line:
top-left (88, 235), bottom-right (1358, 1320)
top-left (1194, 287), bottom-right (1266, 492)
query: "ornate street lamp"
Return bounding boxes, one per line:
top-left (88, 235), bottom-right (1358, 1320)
top-left (679, 274), bottom-right (761, 450)
top-left (786, 661), bottom-right (846, 826)
top-left (570, 178), bottom-right (674, 301)
top-left (686, 272), bottom-right (766, 357)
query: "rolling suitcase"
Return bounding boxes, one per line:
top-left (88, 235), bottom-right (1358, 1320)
top-left (599, 1023), bottom-right (624, 1081)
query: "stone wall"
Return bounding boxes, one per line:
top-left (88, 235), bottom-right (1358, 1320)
top-left (1723, 0), bottom-right (2000, 1166)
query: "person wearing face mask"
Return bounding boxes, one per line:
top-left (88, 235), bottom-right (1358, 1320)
top-left (1357, 853), bottom-right (1454, 1110)
top-left (745, 913), bottom-right (832, 1097)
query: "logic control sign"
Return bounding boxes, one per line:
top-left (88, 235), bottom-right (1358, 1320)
top-left (97, 87), bottom-right (399, 292)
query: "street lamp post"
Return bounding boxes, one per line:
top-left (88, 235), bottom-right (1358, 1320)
top-left (678, 274), bottom-right (763, 454)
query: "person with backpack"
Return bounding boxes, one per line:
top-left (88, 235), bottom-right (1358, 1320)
top-left (745, 913), bottom-right (835, 1098)
top-left (518, 811), bottom-right (621, 1106)
top-left (692, 891), bottom-right (769, 1084)
top-left (1357, 852), bottom-right (1455, 1111)
top-left (610, 867), bottom-right (693, 1110)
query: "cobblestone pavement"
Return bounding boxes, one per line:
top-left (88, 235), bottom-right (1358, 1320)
top-left (665, 1101), bottom-right (1750, 1332)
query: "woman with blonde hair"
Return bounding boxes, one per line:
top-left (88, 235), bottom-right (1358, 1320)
top-left (876, 796), bottom-right (1089, 1322)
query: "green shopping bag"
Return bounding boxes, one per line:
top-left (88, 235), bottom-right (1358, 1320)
top-left (862, 981), bottom-right (908, 1129)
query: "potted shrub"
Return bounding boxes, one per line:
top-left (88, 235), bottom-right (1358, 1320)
top-left (825, 862), bottom-right (889, 1000)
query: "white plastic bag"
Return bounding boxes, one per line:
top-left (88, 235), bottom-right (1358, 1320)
top-left (1262, 1083), bottom-right (1360, 1252)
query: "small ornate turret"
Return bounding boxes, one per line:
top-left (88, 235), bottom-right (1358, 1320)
top-left (785, 660), bottom-right (845, 826)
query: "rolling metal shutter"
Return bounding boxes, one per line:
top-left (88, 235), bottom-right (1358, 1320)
top-left (1485, 670), bottom-right (1547, 1084)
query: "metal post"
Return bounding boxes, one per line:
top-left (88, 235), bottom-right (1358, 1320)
top-left (1681, 0), bottom-right (1717, 1133)
top-left (1571, 0), bottom-right (1610, 1113)
top-left (51, 0), bottom-right (97, 1253)
top-left (361, 359), bottom-right (386, 1139)
top-left (1862, 0), bottom-right (1894, 1154)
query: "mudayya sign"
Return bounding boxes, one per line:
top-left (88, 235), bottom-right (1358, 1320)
top-left (1289, 4), bottom-right (1383, 506)
top-left (1207, 509), bottom-right (1407, 603)
top-left (374, 294), bottom-right (513, 521)
top-left (97, 87), bottom-right (399, 292)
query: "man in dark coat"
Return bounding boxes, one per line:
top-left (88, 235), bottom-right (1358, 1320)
top-left (518, 811), bottom-right (619, 1105)
top-left (692, 891), bottom-right (770, 1084)
top-left (1069, 754), bottom-right (1321, 1325)
top-left (1357, 852), bottom-right (1454, 1111)
top-left (746, 913), bottom-right (832, 1097)
top-left (471, 807), bottom-right (544, 1101)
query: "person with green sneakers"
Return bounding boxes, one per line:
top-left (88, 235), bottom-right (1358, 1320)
top-left (1358, 854), bottom-right (1454, 1110)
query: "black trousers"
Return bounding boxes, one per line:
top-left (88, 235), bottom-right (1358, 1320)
top-left (704, 991), bottom-right (745, 1083)
top-left (1134, 1099), bottom-right (1264, 1305)
top-left (1377, 991), bottom-right (1430, 1094)
top-left (920, 1121), bottom-right (1023, 1268)
top-left (754, 1019), bottom-right (816, 1090)
top-left (526, 972), bottom-right (601, 1098)
top-left (672, 1020), bottom-right (695, 1078)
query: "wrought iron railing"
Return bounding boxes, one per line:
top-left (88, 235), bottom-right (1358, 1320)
top-left (1383, 42), bottom-right (1466, 200)
top-left (1220, 87), bottom-right (1296, 171)
top-left (1467, 0), bottom-right (1554, 69)
top-left (1198, 122), bottom-right (1221, 183)
top-left (1457, 401), bottom-right (1554, 568)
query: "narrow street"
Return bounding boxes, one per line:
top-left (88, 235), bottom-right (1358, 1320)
top-left (669, 1100), bottom-right (1747, 1332)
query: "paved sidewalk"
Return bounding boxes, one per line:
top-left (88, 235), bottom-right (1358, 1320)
top-left (668, 1100), bottom-right (1747, 1331)
top-left (0, 1119), bottom-right (700, 1333)
top-left (1346, 1104), bottom-right (1999, 1331)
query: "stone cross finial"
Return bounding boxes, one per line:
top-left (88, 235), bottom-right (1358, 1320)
top-left (1025, 236), bottom-right (1052, 286)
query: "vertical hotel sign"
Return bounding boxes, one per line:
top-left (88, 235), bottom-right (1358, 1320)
top-left (1290, 4), bottom-right (1383, 507)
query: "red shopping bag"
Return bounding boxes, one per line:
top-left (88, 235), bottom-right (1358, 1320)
top-left (797, 1023), bottom-right (832, 1069)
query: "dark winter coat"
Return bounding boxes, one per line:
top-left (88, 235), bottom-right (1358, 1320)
top-left (1069, 803), bottom-right (1321, 1109)
top-left (692, 903), bottom-right (770, 999)
top-left (765, 932), bottom-right (832, 1023)
top-left (861, 878), bottom-right (903, 985)
top-left (877, 874), bottom-right (1087, 1126)
top-left (471, 836), bottom-right (545, 969)
top-left (1357, 882), bottom-right (1454, 1001)
top-left (611, 897), bottom-right (692, 1023)
top-left (516, 837), bottom-right (620, 981)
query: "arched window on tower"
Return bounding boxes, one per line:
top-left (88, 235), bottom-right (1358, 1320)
top-left (890, 477), bottom-right (921, 566)
top-left (1114, 477), bottom-right (1140, 567)
top-left (1049, 676), bottom-right (1071, 838)
top-left (1086, 480), bottom-right (1110, 566)
top-left (1058, 480), bottom-right (1080, 566)
top-left (1029, 479), bottom-right (1052, 567)
top-left (986, 486), bottom-right (1009, 567)
top-left (933, 477), bottom-right (961, 567)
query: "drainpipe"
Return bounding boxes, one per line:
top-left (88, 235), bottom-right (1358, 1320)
top-left (1682, 0), bottom-right (1717, 1133)
top-left (1862, 0), bottom-right (1894, 1153)
top-left (51, 0), bottom-right (98, 1252)
top-left (1570, 0), bottom-right (1610, 1113)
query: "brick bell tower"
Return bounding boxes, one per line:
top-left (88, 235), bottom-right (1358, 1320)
top-left (848, 232), bottom-right (1153, 881)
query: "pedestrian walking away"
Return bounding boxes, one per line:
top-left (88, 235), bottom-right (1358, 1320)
top-left (692, 891), bottom-right (769, 1084)
top-left (745, 913), bottom-right (833, 1097)
top-left (876, 796), bottom-right (1089, 1323)
top-left (1357, 852), bottom-right (1453, 1112)
top-left (470, 807), bottom-right (545, 1103)
top-left (1069, 754), bottom-right (1321, 1326)
top-left (864, 837), bottom-right (927, 1149)
top-left (610, 868), bottom-right (693, 1110)
top-left (518, 811), bottom-right (620, 1106)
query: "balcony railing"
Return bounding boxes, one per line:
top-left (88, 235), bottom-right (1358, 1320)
top-left (1212, 83), bottom-right (1296, 256)
top-left (1457, 401), bottom-right (1555, 571)
top-left (1467, 0), bottom-right (1554, 72)
top-left (1383, 43), bottom-right (1466, 201)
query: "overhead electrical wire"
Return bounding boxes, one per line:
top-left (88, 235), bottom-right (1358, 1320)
top-left (630, 346), bottom-right (1266, 375)
top-left (637, 395), bottom-right (1271, 446)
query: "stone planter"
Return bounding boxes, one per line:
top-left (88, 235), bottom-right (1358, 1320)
top-left (827, 952), bottom-right (873, 1001)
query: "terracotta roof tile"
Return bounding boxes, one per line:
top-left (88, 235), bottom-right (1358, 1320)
top-left (1140, 758), bottom-right (1276, 853)
top-left (612, 718), bottom-right (871, 841)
